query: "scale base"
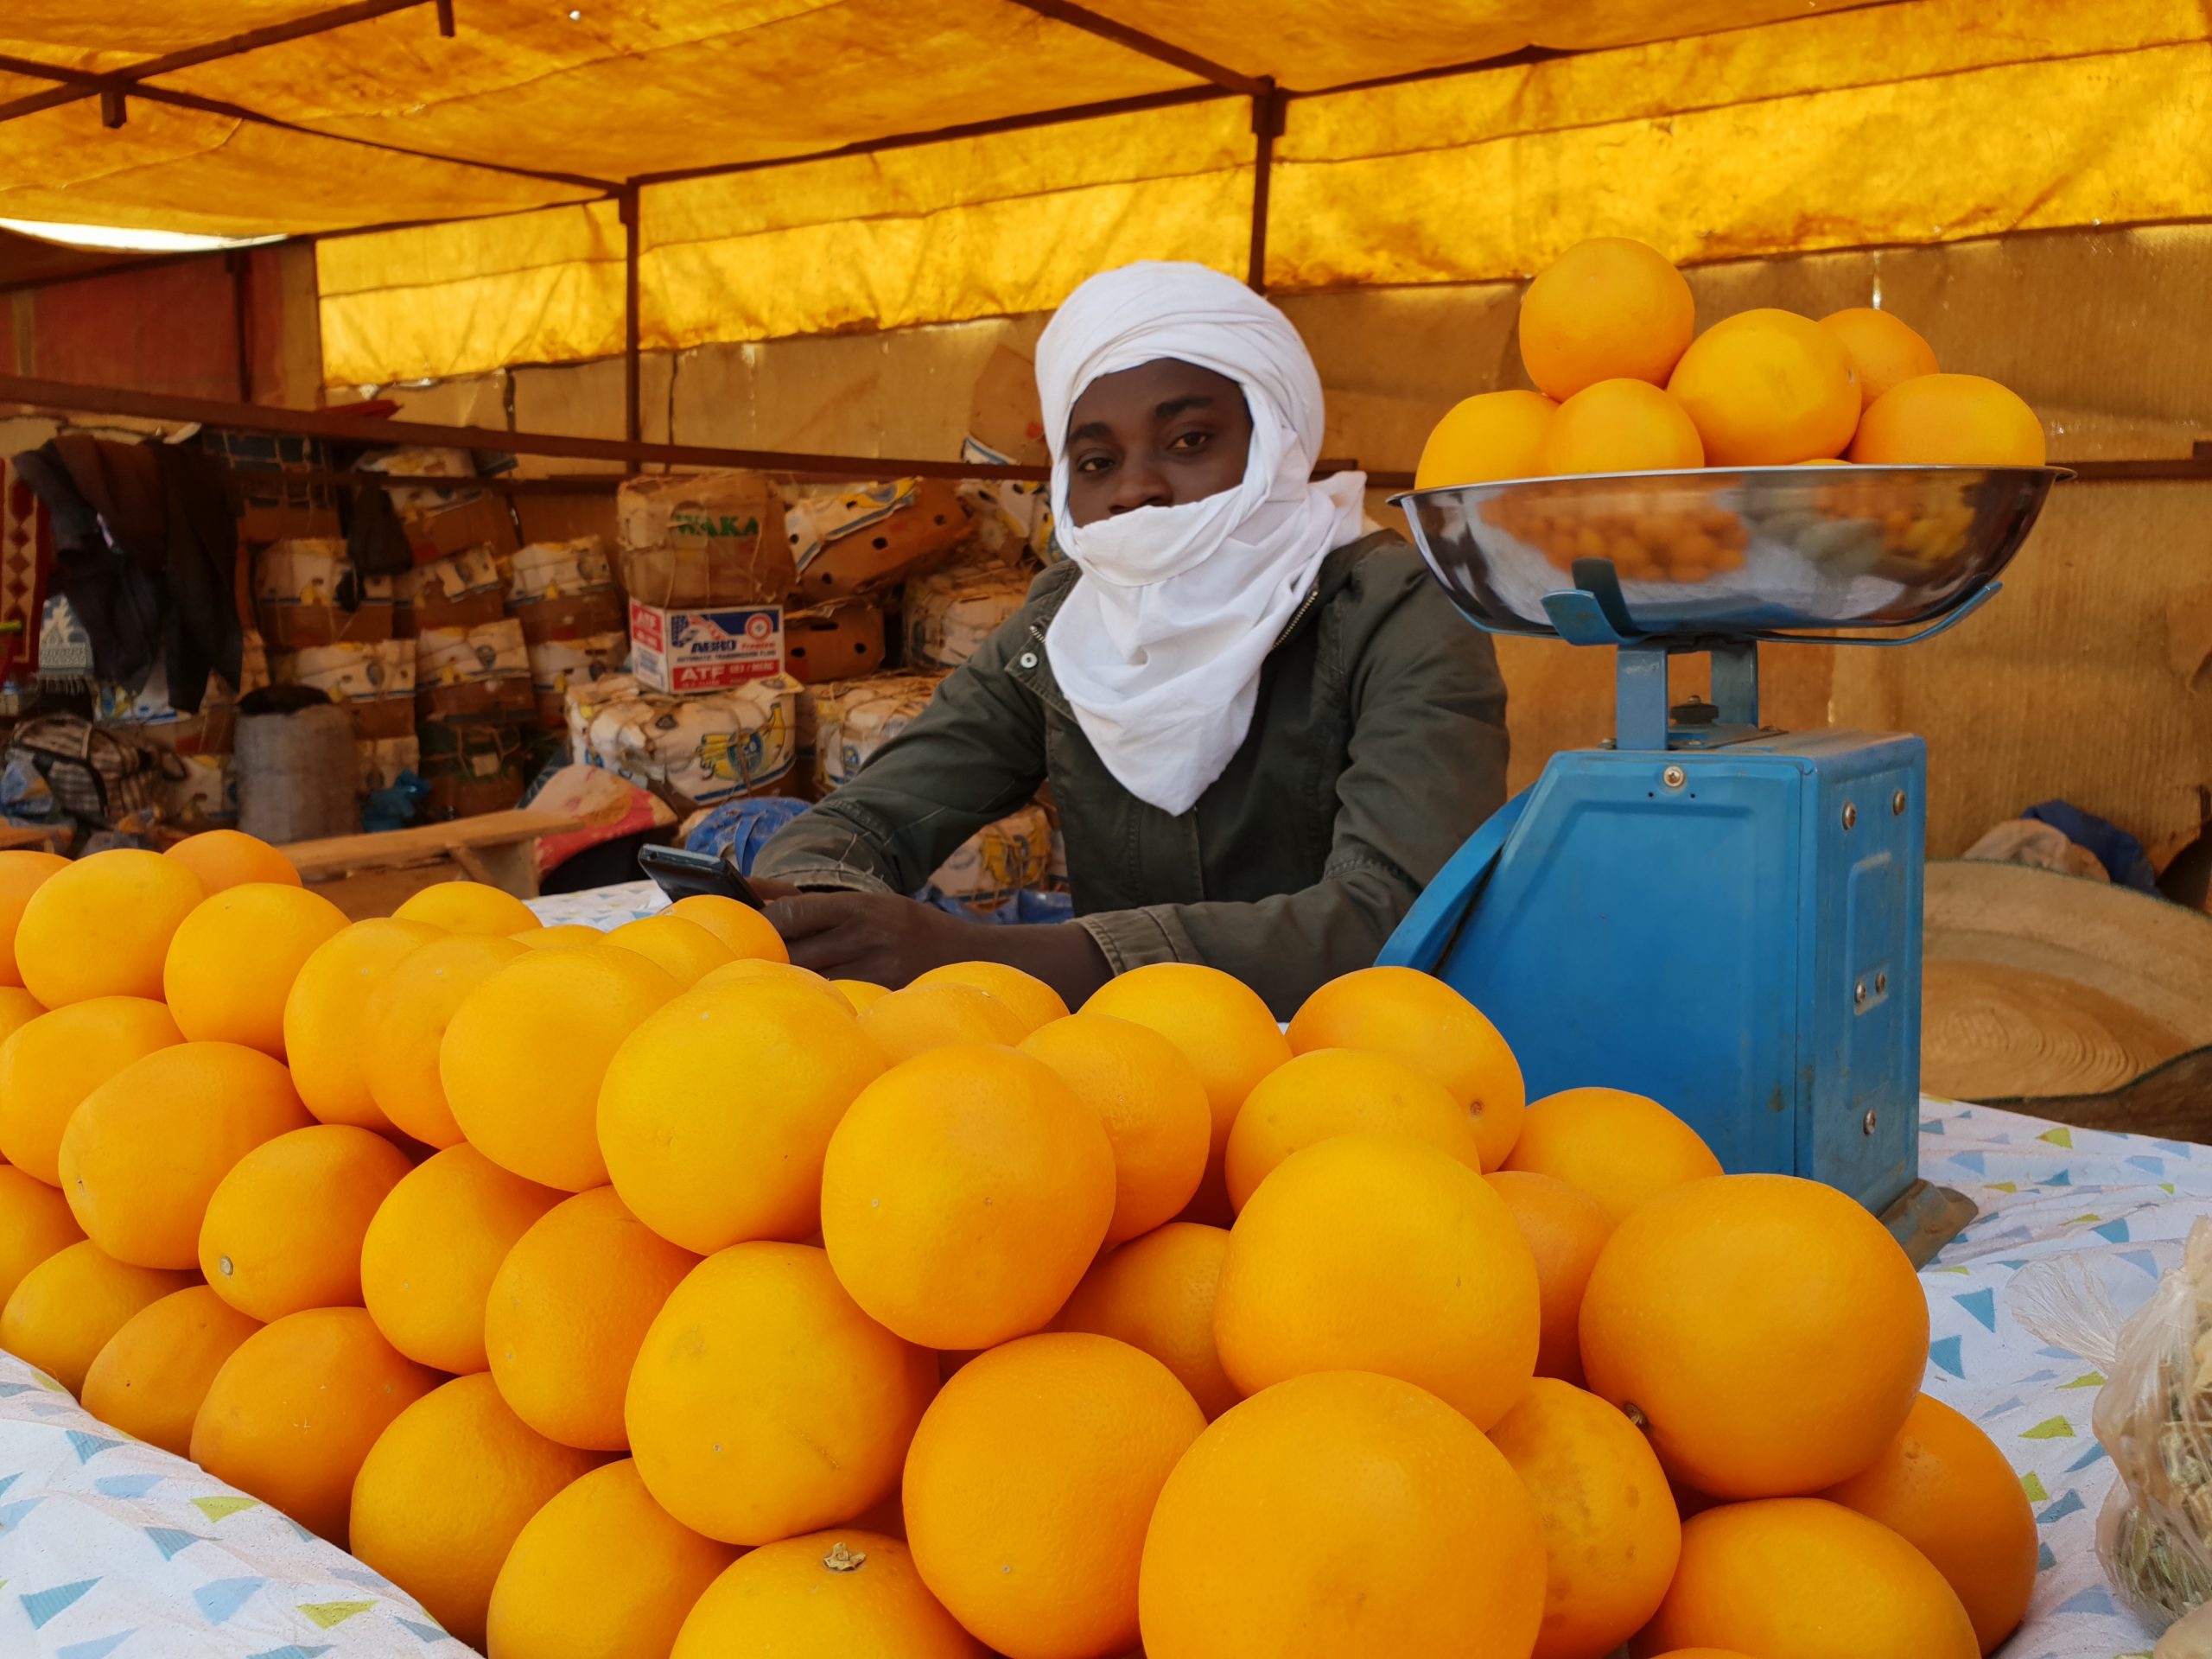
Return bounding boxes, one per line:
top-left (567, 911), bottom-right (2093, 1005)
top-left (1880, 1179), bottom-right (1978, 1268)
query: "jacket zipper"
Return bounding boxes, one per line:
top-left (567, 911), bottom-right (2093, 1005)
top-left (1271, 581), bottom-right (1323, 649)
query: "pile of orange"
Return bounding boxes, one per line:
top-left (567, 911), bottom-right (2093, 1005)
top-left (1417, 235), bottom-right (2047, 584)
top-left (0, 835), bottom-right (2032, 1658)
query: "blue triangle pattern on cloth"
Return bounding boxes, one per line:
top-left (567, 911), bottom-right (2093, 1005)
top-left (193, 1577), bottom-right (267, 1624)
top-left (282, 1516), bottom-right (320, 1545)
top-left (329, 1566), bottom-right (406, 1599)
top-left (2127, 1155), bottom-right (2167, 1178)
top-left (2094, 1218), bottom-right (2132, 1244)
top-left (2155, 1139), bottom-right (2197, 1157)
top-left (2069, 1442), bottom-right (2111, 1472)
top-left (2038, 1541), bottom-right (2056, 1571)
top-left (66, 1431), bottom-right (124, 1464)
top-left (1927, 1335), bottom-right (1964, 1378)
top-left (1921, 1117), bottom-right (1946, 1135)
top-left (0, 1471), bottom-right (18, 1498)
top-left (1948, 1150), bottom-right (1985, 1175)
top-left (56, 1634), bottom-right (135, 1659)
top-left (143, 1527), bottom-right (208, 1560)
top-left (2037, 1345), bottom-right (2079, 1359)
top-left (1978, 1396), bottom-right (2024, 1421)
top-left (92, 1473), bottom-right (162, 1500)
top-left (0, 1497), bottom-right (45, 1529)
top-left (2120, 1249), bottom-right (2165, 1280)
top-left (245, 1647), bottom-right (334, 1659)
top-left (23, 1579), bottom-right (100, 1629)
top-left (2037, 1489), bottom-right (2087, 1526)
top-left (2044, 1169), bottom-right (2072, 1186)
top-left (0, 1382), bottom-right (43, 1398)
top-left (2057, 1585), bottom-right (2118, 1616)
top-left (396, 1618), bottom-right (451, 1644)
top-left (1953, 1288), bottom-right (1998, 1332)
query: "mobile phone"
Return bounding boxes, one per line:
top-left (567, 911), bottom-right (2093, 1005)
top-left (637, 842), bottom-right (767, 910)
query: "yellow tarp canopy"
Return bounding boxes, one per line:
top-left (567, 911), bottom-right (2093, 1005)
top-left (1, 0), bottom-right (2204, 384)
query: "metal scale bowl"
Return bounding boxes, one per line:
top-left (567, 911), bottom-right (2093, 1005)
top-left (1382, 464), bottom-right (2068, 1262)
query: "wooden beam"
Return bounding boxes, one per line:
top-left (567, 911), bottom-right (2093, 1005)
top-left (629, 84), bottom-right (1228, 188)
top-left (0, 0), bottom-right (441, 126)
top-left (999, 0), bottom-right (1265, 94)
top-left (620, 188), bottom-right (642, 444)
top-left (0, 372), bottom-right (1051, 483)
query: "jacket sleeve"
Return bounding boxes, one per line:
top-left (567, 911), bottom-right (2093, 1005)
top-left (752, 585), bottom-right (1056, 895)
top-left (1074, 562), bottom-right (1510, 1017)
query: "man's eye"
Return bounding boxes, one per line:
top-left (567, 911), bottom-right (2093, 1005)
top-left (1074, 454), bottom-right (1114, 475)
top-left (1168, 430), bottom-right (1211, 453)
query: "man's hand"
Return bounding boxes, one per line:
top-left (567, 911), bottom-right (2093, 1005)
top-left (763, 890), bottom-right (1112, 1007)
top-left (764, 890), bottom-right (981, 987)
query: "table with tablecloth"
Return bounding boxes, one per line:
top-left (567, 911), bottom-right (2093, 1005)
top-left (0, 873), bottom-right (2188, 1656)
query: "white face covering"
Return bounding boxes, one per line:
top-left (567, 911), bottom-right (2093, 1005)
top-left (1037, 262), bottom-right (1367, 818)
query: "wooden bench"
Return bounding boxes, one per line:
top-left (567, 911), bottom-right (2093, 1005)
top-left (283, 810), bottom-right (584, 921)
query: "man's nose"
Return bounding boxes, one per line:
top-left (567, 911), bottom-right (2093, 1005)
top-left (1107, 458), bottom-right (1172, 515)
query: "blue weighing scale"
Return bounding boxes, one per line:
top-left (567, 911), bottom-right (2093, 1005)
top-left (1379, 464), bottom-right (2066, 1262)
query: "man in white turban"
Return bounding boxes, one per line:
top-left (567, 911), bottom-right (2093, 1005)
top-left (754, 262), bottom-right (1508, 1016)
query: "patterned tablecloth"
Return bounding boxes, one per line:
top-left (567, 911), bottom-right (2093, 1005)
top-left (0, 912), bottom-right (2195, 1658)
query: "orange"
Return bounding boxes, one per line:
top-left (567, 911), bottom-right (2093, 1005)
top-left (905, 1333), bottom-right (1205, 1658)
top-left (282, 918), bottom-right (443, 1131)
top-left (0, 985), bottom-right (42, 1046)
top-left (1226, 1046), bottom-right (1481, 1210)
top-left (1667, 308), bottom-right (1862, 466)
top-left (1485, 1169), bottom-right (1614, 1385)
top-left (1503, 1086), bottom-right (1722, 1222)
top-left (674, 1530), bottom-right (983, 1659)
top-left (442, 944), bottom-right (680, 1191)
top-left (1821, 1392), bottom-right (2037, 1655)
top-left (1820, 307), bottom-right (1939, 410)
top-left (858, 979), bottom-right (1031, 1060)
top-left (518, 923), bottom-right (607, 950)
top-left (60, 1041), bottom-right (314, 1269)
top-left (165, 829), bottom-right (301, 893)
top-left (360, 931), bottom-right (529, 1146)
top-left (912, 959), bottom-right (1069, 1033)
top-left (80, 1285), bottom-right (260, 1456)
top-left (0, 850), bottom-right (67, 986)
top-left (191, 1306), bottom-right (442, 1544)
top-left (606, 913), bottom-right (734, 985)
top-left (360, 1143), bottom-right (565, 1373)
top-left (162, 881), bottom-right (349, 1056)
top-left (1287, 966), bottom-right (1524, 1168)
top-left (1213, 1133), bottom-right (1538, 1428)
top-left (14, 849), bottom-right (205, 1007)
top-left (834, 977), bottom-right (889, 1013)
top-left (1518, 237), bottom-right (1695, 400)
top-left (0, 1240), bottom-right (195, 1394)
top-left (1416, 390), bottom-right (1560, 489)
top-left (1020, 1013), bottom-right (1211, 1243)
top-left (601, 979), bottom-right (887, 1253)
top-left (626, 1242), bottom-right (937, 1545)
top-left (1580, 1173), bottom-right (1928, 1498)
top-left (0, 995), bottom-right (184, 1185)
top-left (1491, 1377), bottom-right (1681, 1659)
top-left (198, 1124), bottom-right (412, 1319)
top-left (1084, 963), bottom-right (1291, 1224)
top-left (1140, 1370), bottom-right (1545, 1659)
top-left (694, 956), bottom-right (849, 1003)
top-left (393, 880), bottom-right (542, 936)
top-left (1633, 1498), bottom-right (1979, 1659)
top-left (1055, 1221), bottom-right (1240, 1420)
top-left (822, 1045), bottom-right (1115, 1349)
top-left (486, 1187), bottom-right (701, 1451)
top-left (1849, 372), bottom-right (2047, 467)
top-left (351, 1373), bottom-right (602, 1649)
top-left (488, 1458), bottom-right (742, 1659)
top-left (668, 893), bottom-right (789, 962)
top-left (0, 1163), bottom-right (83, 1306)
top-left (1539, 382), bottom-right (1707, 477)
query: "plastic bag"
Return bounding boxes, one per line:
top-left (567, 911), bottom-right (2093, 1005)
top-left (2015, 1218), bottom-right (2212, 1630)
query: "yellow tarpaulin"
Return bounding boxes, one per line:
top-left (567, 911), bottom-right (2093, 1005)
top-left (0, 0), bottom-right (2204, 384)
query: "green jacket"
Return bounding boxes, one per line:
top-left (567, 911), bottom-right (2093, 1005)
top-left (754, 531), bottom-right (1510, 1015)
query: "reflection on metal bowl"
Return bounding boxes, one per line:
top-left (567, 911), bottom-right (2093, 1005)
top-left (1396, 465), bottom-right (2067, 637)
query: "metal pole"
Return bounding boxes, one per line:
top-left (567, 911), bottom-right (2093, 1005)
top-left (621, 187), bottom-right (642, 447)
top-left (1247, 80), bottom-right (1282, 293)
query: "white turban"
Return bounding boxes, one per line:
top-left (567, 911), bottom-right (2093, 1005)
top-left (1036, 262), bottom-right (1366, 817)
